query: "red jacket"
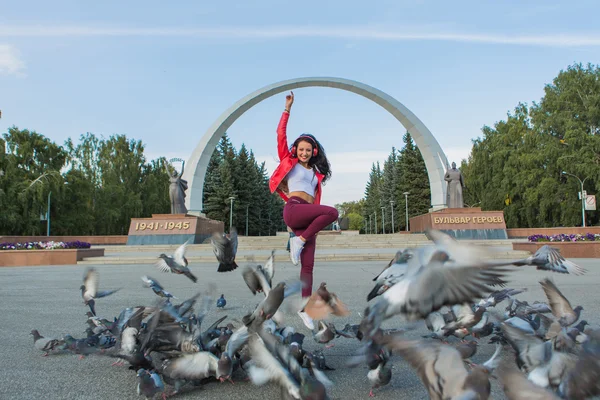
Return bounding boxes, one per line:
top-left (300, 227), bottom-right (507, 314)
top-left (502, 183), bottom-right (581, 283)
top-left (269, 112), bottom-right (324, 205)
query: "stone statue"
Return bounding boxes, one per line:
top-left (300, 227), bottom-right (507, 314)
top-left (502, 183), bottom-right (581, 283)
top-left (444, 162), bottom-right (465, 208)
top-left (167, 159), bottom-right (188, 214)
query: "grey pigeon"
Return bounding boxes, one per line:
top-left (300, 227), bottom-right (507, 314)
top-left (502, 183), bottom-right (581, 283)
top-left (141, 275), bottom-right (176, 299)
top-left (423, 311), bottom-right (448, 341)
top-left (363, 249), bottom-right (510, 336)
top-left (478, 288), bottom-right (527, 308)
top-left (558, 346), bottom-right (600, 398)
top-left (248, 329), bottom-right (330, 400)
top-left (442, 304), bottom-right (487, 333)
top-left (211, 228), bottom-right (239, 272)
top-left (243, 282), bottom-right (287, 326)
top-left (159, 351), bottom-right (219, 395)
top-left (136, 368), bottom-right (165, 399)
top-left (30, 330), bottom-right (63, 356)
top-left (155, 239), bottom-right (197, 283)
top-left (367, 250), bottom-right (411, 301)
top-left (499, 367), bottom-right (561, 400)
top-left (366, 348), bottom-right (392, 397)
top-left (80, 267), bottom-right (121, 316)
top-left (512, 245), bottom-right (586, 275)
top-left (376, 334), bottom-right (501, 400)
top-left (540, 278), bottom-right (583, 327)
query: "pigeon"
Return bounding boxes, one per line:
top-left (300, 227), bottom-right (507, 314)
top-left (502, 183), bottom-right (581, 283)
top-left (376, 334), bottom-right (501, 400)
top-left (248, 329), bottom-right (330, 400)
top-left (259, 250), bottom-right (275, 287)
top-left (211, 228), bottom-right (239, 272)
top-left (30, 330), bottom-right (63, 356)
top-left (136, 368), bottom-right (165, 399)
top-left (155, 239), bottom-right (197, 283)
top-left (141, 276), bottom-right (176, 299)
top-left (501, 323), bottom-right (554, 376)
top-left (499, 367), bottom-right (561, 400)
top-left (80, 267), bottom-right (121, 316)
top-left (540, 278), bottom-right (583, 327)
top-left (366, 348), bottom-right (392, 397)
top-left (442, 304), bottom-right (487, 333)
top-left (363, 249), bottom-right (510, 336)
top-left (159, 351), bottom-right (220, 395)
top-left (423, 311), bottom-right (448, 341)
top-left (511, 245), bottom-right (586, 275)
top-left (455, 340), bottom-right (478, 364)
top-left (367, 250), bottom-right (412, 301)
top-left (477, 288), bottom-right (527, 308)
top-left (243, 282), bottom-right (287, 326)
top-left (558, 345), bottom-right (600, 398)
top-left (302, 282), bottom-right (350, 320)
top-left (217, 294), bottom-right (226, 309)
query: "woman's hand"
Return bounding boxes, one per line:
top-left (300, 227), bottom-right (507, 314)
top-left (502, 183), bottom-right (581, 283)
top-left (285, 91), bottom-right (294, 110)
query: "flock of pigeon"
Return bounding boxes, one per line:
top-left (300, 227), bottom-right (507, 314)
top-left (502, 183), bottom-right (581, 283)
top-left (29, 228), bottom-right (600, 399)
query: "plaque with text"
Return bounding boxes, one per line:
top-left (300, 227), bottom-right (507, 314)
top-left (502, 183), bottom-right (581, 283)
top-left (409, 208), bottom-right (507, 240)
top-left (127, 214), bottom-right (224, 245)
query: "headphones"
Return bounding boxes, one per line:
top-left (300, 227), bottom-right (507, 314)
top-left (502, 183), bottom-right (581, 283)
top-left (291, 134), bottom-right (318, 158)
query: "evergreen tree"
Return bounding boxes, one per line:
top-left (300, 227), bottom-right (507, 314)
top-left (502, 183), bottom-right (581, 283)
top-left (396, 132), bottom-right (431, 230)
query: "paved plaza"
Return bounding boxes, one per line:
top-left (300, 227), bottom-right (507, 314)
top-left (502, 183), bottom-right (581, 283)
top-left (2, 256), bottom-right (598, 399)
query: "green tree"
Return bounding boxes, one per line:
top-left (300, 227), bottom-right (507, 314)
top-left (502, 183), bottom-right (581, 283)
top-left (396, 132), bottom-right (430, 230)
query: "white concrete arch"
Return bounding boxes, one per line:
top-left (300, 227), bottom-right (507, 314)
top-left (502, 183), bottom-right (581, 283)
top-left (183, 77), bottom-right (449, 213)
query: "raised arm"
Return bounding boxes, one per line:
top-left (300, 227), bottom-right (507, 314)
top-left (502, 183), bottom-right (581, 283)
top-left (179, 160), bottom-right (185, 178)
top-left (277, 92), bottom-right (294, 161)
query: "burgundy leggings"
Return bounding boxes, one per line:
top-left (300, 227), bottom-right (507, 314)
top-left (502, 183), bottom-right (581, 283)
top-left (283, 197), bottom-right (339, 297)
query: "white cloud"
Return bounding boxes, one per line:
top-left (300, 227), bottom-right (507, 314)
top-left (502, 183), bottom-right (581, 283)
top-left (1, 25), bottom-right (599, 47)
top-left (0, 44), bottom-right (25, 76)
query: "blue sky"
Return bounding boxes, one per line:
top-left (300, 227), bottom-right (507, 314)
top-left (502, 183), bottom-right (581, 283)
top-left (1, 0), bottom-right (599, 206)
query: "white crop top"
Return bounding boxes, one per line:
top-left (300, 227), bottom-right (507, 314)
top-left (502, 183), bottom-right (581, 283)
top-left (286, 164), bottom-right (317, 196)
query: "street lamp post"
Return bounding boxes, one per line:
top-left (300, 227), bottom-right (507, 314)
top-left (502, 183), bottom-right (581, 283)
top-left (381, 207), bottom-right (385, 234)
top-left (245, 205), bottom-right (249, 236)
top-left (227, 196), bottom-right (235, 232)
top-left (47, 191), bottom-right (51, 236)
top-left (403, 192), bottom-right (410, 232)
top-left (390, 200), bottom-right (395, 233)
top-left (374, 212), bottom-right (378, 234)
top-left (562, 171), bottom-right (589, 227)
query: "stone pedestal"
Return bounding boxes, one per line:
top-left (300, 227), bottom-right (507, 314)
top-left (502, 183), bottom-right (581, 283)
top-left (127, 214), bottom-right (224, 245)
top-left (409, 208), bottom-right (507, 240)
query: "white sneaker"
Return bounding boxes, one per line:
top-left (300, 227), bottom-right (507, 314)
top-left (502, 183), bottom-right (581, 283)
top-left (289, 236), bottom-right (305, 266)
top-left (298, 311), bottom-right (315, 330)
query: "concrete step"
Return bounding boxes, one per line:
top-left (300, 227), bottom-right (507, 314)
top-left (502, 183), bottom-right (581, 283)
top-left (79, 249), bottom-right (531, 265)
top-left (96, 239), bottom-right (522, 253)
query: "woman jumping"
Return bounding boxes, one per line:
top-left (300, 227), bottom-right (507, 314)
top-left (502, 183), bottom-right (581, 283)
top-left (269, 91), bottom-right (339, 329)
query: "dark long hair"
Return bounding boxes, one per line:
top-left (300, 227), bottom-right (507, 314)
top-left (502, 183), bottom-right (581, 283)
top-left (291, 133), bottom-right (332, 183)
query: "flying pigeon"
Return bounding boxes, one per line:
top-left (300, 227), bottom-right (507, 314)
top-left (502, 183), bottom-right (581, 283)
top-left (211, 228), bottom-right (239, 272)
top-left (80, 267), bottom-right (121, 316)
top-left (155, 239), bottom-right (197, 283)
top-left (141, 276), bottom-right (176, 299)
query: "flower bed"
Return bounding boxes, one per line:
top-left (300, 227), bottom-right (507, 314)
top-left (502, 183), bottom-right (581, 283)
top-left (0, 241), bottom-right (91, 250)
top-left (528, 233), bottom-right (600, 242)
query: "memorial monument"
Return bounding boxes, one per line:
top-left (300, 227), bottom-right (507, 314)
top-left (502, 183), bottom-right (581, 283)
top-left (167, 158), bottom-right (188, 215)
top-left (126, 158), bottom-right (223, 245)
top-left (444, 162), bottom-right (465, 208)
top-left (410, 161), bottom-right (508, 240)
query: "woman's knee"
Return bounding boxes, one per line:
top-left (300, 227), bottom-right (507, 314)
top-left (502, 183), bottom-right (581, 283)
top-left (328, 207), bottom-right (339, 222)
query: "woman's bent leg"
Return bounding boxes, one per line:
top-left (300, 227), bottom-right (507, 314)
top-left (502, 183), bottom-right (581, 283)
top-left (285, 203), bottom-right (338, 240)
